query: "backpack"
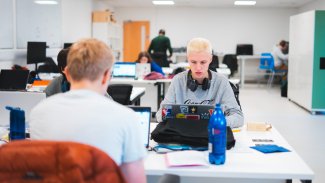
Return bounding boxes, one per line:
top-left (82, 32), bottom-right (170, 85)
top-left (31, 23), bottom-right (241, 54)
top-left (151, 122), bottom-right (235, 150)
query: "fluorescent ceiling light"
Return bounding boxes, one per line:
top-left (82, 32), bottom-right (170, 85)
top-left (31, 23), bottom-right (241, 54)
top-left (34, 0), bottom-right (58, 5)
top-left (234, 1), bottom-right (256, 6)
top-left (152, 1), bottom-right (175, 5)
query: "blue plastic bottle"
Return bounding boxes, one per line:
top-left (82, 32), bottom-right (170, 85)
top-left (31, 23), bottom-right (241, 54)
top-left (6, 106), bottom-right (26, 140)
top-left (208, 104), bottom-right (227, 165)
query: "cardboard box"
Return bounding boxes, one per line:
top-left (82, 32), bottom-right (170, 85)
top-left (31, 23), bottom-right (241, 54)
top-left (92, 11), bottom-right (112, 22)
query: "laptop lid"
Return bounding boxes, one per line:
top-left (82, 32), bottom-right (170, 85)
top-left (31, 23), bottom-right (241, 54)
top-left (112, 62), bottom-right (136, 78)
top-left (0, 91), bottom-right (46, 126)
top-left (0, 70), bottom-right (30, 91)
top-left (161, 104), bottom-right (214, 121)
top-left (129, 106), bottom-right (151, 148)
top-left (136, 63), bottom-right (151, 79)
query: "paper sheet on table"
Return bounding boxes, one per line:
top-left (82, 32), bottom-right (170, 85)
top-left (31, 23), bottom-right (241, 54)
top-left (165, 150), bottom-right (209, 167)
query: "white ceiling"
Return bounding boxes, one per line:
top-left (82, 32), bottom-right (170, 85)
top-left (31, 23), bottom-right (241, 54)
top-left (99, 0), bottom-right (316, 8)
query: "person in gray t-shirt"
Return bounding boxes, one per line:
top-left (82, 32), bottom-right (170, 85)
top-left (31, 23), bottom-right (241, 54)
top-left (156, 37), bottom-right (244, 128)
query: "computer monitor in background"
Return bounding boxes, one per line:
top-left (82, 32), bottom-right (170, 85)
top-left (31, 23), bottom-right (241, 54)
top-left (236, 44), bottom-right (253, 55)
top-left (63, 43), bottom-right (73, 49)
top-left (27, 42), bottom-right (47, 72)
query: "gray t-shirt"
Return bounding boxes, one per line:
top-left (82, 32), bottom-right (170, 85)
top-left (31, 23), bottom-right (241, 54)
top-left (156, 70), bottom-right (244, 128)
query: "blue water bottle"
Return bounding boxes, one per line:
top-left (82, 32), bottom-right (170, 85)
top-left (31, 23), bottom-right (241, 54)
top-left (208, 104), bottom-right (227, 165)
top-left (6, 106), bottom-right (26, 140)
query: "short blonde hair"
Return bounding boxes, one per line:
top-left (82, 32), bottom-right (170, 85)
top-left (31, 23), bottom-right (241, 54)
top-left (67, 38), bottom-right (114, 81)
top-left (187, 37), bottom-right (212, 56)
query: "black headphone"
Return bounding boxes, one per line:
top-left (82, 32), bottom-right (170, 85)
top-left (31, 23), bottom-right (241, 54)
top-left (187, 70), bottom-right (211, 92)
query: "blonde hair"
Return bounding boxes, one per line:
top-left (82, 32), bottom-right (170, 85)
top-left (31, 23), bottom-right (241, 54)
top-left (67, 38), bottom-right (114, 81)
top-left (187, 37), bottom-right (212, 56)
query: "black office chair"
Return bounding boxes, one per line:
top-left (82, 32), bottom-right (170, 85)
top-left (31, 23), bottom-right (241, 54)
top-left (107, 84), bottom-right (133, 105)
top-left (209, 54), bottom-right (219, 72)
top-left (222, 54), bottom-right (238, 77)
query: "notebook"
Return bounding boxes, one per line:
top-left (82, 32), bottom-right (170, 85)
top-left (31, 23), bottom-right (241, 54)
top-left (129, 106), bottom-right (151, 148)
top-left (112, 62), bottom-right (136, 78)
top-left (0, 91), bottom-right (46, 126)
top-left (0, 70), bottom-right (30, 91)
top-left (136, 63), bottom-right (151, 79)
top-left (161, 104), bottom-right (214, 122)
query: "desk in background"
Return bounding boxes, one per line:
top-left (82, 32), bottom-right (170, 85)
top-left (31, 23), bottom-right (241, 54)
top-left (110, 78), bottom-right (172, 112)
top-left (237, 55), bottom-right (272, 88)
top-left (145, 124), bottom-right (314, 183)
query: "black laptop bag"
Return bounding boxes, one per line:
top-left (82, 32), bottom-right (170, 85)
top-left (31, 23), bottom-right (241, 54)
top-left (151, 119), bottom-right (235, 149)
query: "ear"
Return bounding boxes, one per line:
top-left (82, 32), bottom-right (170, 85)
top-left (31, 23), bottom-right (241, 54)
top-left (101, 69), bottom-right (111, 85)
top-left (64, 67), bottom-right (72, 82)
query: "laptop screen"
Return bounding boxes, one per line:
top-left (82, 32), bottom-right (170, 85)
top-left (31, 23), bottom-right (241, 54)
top-left (129, 106), bottom-right (151, 148)
top-left (0, 70), bottom-right (30, 90)
top-left (136, 63), bottom-right (151, 79)
top-left (112, 62), bottom-right (136, 78)
top-left (161, 104), bottom-right (214, 121)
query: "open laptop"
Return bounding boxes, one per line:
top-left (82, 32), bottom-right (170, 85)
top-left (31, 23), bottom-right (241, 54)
top-left (136, 63), bottom-right (151, 79)
top-left (112, 62), bottom-right (136, 78)
top-left (129, 106), bottom-right (151, 148)
top-left (0, 91), bottom-right (46, 126)
top-left (0, 70), bottom-right (30, 91)
top-left (161, 104), bottom-right (214, 122)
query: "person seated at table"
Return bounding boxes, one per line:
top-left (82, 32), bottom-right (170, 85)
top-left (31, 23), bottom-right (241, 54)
top-left (45, 48), bottom-right (111, 99)
top-left (44, 48), bottom-right (70, 97)
top-left (30, 38), bottom-right (147, 183)
top-left (156, 37), bottom-right (244, 128)
top-left (136, 51), bottom-right (165, 76)
top-left (272, 40), bottom-right (289, 71)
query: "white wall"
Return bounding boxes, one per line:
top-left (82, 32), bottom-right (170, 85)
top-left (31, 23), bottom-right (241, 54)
top-left (115, 7), bottom-right (297, 54)
top-left (0, 0), bottom-right (92, 70)
top-left (299, 0), bottom-right (325, 13)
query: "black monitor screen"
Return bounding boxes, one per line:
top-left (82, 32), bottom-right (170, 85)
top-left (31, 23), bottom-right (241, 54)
top-left (236, 44), bottom-right (253, 55)
top-left (27, 42), bottom-right (47, 64)
top-left (63, 43), bottom-right (73, 49)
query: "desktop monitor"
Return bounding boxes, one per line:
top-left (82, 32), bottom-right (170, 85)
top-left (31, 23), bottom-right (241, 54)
top-left (236, 44), bottom-right (253, 55)
top-left (63, 43), bottom-right (73, 49)
top-left (27, 42), bottom-right (47, 65)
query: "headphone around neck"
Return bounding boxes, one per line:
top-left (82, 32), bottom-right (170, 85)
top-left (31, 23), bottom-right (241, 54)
top-left (187, 70), bottom-right (211, 92)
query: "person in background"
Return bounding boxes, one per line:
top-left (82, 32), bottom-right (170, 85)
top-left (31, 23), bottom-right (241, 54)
top-left (156, 37), bottom-right (244, 128)
top-left (44, 48), bottom-right (70, 97)
top-left (45, 48), bottom-right (112, 99)
top-left (30, 38), bottom-right (147, 183)
top-left (148, 29), bottom-right (173, 67)
top-left (272, 40), bottom-right (289, 71)
top-left (136, 51), bottom-right (165, 75)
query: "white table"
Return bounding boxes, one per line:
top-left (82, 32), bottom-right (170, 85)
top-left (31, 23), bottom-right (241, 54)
top-left (130, 87), bottom-right (145, 105)
top-left (237, 55), bottom-right (271, 88)
top-left (0, 91), bottom-right (46, 126)
top-left (145, 125), bottom-right (314, 183)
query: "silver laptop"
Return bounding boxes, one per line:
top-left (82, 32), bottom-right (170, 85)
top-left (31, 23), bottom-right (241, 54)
top-left (136, 63), bottom-right (151, 79)
top-left (0, 91), bottom-right (46, 126)
top-left (129, 106), bottom-right (151, 148)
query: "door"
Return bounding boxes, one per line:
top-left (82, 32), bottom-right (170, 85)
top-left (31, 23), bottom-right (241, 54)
top-left (123, 21), bottom-right (150, 62)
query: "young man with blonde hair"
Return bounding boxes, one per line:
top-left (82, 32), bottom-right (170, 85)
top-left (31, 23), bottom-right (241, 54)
top-left (156, 37), bottom-right (243, 128)
top-left (30, 38), bottom-right (146, 183)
